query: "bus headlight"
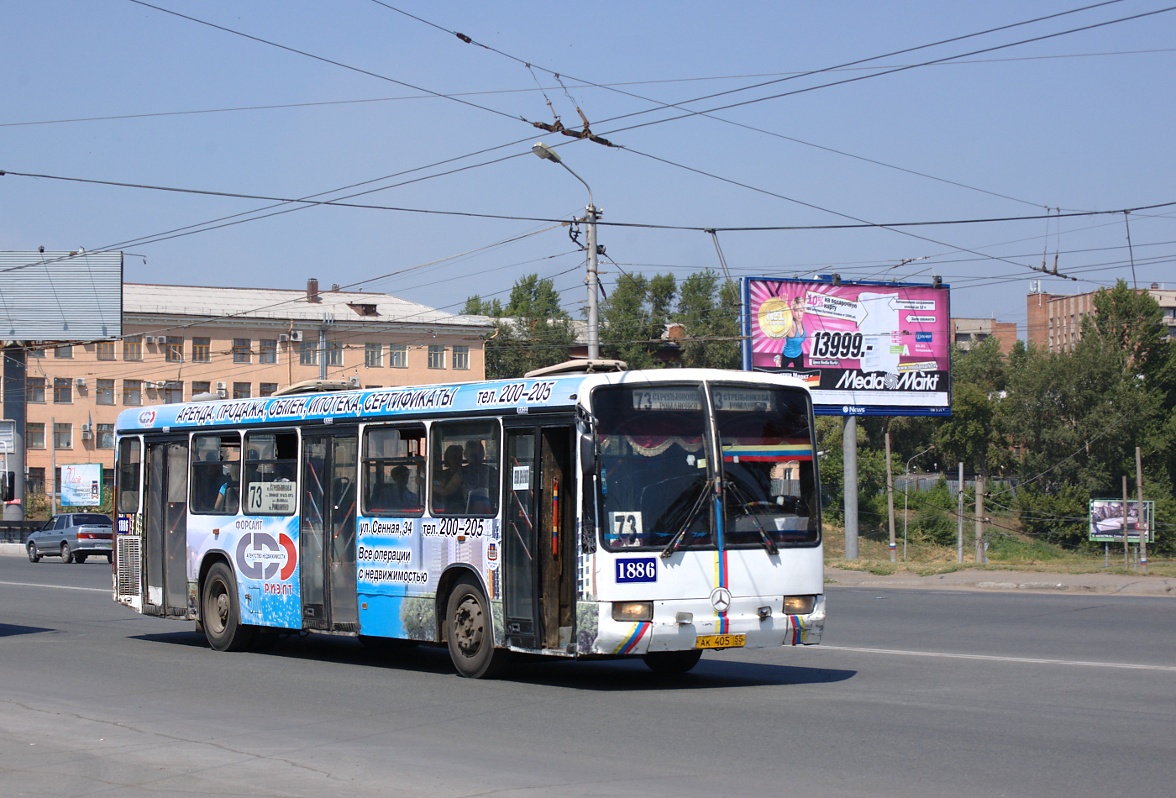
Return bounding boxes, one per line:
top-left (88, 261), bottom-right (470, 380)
top-left (612, 601), bottom-right (653, 622)
top-left (783, 595), bottom-right (816, 614)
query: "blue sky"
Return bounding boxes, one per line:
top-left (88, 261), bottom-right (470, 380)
top-left (3, 1), bottom-right (1174, 338)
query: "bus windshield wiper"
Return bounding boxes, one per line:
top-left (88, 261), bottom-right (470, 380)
top-left (660, 480), bottom-right (712, 559)
top-left (726, 482), bottom-right (779, 556)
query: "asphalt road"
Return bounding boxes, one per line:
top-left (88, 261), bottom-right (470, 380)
top-left (2, 557), bottom-right (1173, 797)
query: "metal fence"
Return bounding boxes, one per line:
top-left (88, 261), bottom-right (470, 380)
top-left (0, 521), bottom-right (42, 544)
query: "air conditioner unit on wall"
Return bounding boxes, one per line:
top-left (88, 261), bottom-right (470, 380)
top-left (289, 331), bottom-right (303, 342)
top-left (81, 429), bottom-right (93, 441)
top-left (144, 336), bottom-right (156, 344)
top-left (74, 378), bottom-right (86, 387)
top-left (154, 381), bottom-right (168, 389)
top-left (216, 381), bottom-right (226, 391)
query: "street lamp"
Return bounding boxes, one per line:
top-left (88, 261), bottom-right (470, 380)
top-left (532, 142), bottom-right (600, 360)
top-left (903, 445), bottom-right (935, 561)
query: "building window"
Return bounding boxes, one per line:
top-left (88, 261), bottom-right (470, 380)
top-left (192, 337), bottom-right (211, 363)
top-left (27, 467), bottom-right (45, 495)
top-left (365, 342), bottom-right (383, 368)
top-left (390, 344), bottom-right (408, 369)
top-left (54, 344), bottom-right (73, 359)
top-left (28, 347), bottom-right (44, 359)
top-left (27, 377), bottom-right (45, 403)
top-left (96, 379), bottom-right (115, 405)
top-left (259, 339), bottom-right (277, 364)
top-left (27, 423), bottom-right (46, 449)
top-left (164, 336), bottom-right (183, 362)
top-left (124, 335), bottom-right (142, 361)
top-left (97, 424), bottom-right (115, 449)
top-left (327, 341), bottom-right (344, 368)
top-left (232, 338), bottom-right (252, 364)
top-left (233, 382), bottom-right (251, 399)
top-left (96, 342), bottom-right (115, 361)
top-left (259, 382), bottom-right (278, 397)
top-left (54, 423), bottom-right (72, 450)
top-left (299, 339), bottom-right (317, 366)
top-left (453, 345), bottom-right (470, 371)
top-left (123, 380), bottom-right (142, 406)
top-left (192, 381), bottom-right (211, 397)
top-left (54, 378), bottom-right (72, 404)
top-left (163, 382), bottom-right (184, 404)
top-left (428, 345), bottom-right (445, 369)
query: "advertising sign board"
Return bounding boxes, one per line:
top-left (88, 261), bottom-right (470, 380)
top-left (1089, 498), bottom-right (1155, 543)
top-left (742, 277), bottom-right (951, 416)
top-left (61, 463), bottom-right (103, 507)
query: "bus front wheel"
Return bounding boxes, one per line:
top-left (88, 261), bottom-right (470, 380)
top-left (445, 579), bottom-right (506, 679)
top-left (202, 563), bottom-right (255, 652)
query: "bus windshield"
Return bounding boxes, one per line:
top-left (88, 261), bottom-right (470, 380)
top-left (594, 385), bottom-right (713, 551)
top-left (712, 384), bottom-right (819, 548)
top-left (593, 382), bottom-right (819, 552)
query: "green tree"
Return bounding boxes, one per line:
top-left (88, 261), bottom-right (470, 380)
top-left (599, 273), bottom-right (676, 368)
top-left (465, 275), bottom-right (576, 379)
top-left (674, 271), bottom-right (741, 369)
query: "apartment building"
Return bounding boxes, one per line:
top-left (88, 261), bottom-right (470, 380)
top-left (21, 280), bottom-right (491, 498)
top-left (950, 317), bottom-right (1018, 354)
top-left (1027, 284), bottom-right (1176, 353)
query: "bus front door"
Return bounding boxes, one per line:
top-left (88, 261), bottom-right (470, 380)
top-left (144, 438), bottom-right (189, 616)
top-left (504, 426), bottom-right (574, 651)
top-left (300, 431), bottom-right (359, 631)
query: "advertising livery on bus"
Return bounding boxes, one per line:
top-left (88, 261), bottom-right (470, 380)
top-left (112, 363), bottom-right (825, 677)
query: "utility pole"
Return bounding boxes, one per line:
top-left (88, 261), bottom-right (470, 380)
top-left (974, 471), bottom-right (986, 564)
top-left (885, 431), bottom-right (896, 562)
top-left (1137, 447), bottom-right (1147, 575)
top-left (956, 462), bottom-right (964, 563)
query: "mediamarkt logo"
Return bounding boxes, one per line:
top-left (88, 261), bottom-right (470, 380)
top-left (835, 370), bottom-right (940, 391)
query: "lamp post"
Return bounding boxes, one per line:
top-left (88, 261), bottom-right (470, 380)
top-left (903, 445), bottom-right (935, 561)
top-left (532, 142), bottom-right (600, 360)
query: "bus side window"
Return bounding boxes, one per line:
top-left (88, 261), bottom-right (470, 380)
top-left (190, 434), bottom-right (241, 515)
top-left (430, 421), bottom-right (500, 516)
top-left (363, 425), bottom-right (425, 517)
top-left (242, 431), bottom-right (299, 516)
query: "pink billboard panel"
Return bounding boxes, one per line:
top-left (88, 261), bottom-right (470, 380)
top-left (743, 278), bottom-right (951, 416)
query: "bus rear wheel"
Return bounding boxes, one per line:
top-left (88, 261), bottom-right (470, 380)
top-left (643, 649), bottom-right (703, 674)
top-left (445, 579), bottom-right (506, 679)
top-left (202, 562), bottom-right (255, 652)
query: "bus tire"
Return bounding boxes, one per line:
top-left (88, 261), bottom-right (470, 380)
top-left (445, 579), bottom-right (506, 679)
top-left (643, 649), bottom-right (702, 674)
top-left (202, 562), bottom-right (255, 652)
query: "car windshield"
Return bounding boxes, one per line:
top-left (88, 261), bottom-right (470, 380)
top-left (594, 385), bottom-right (713, 551)
top-left (713, 384), bottom-right (819, 548)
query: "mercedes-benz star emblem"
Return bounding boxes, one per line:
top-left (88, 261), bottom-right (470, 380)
top-left (710, 587), bottom-right (732, 613)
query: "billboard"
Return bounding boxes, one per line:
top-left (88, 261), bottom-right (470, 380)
top-left (742, 277), bottom-right (951, 416)
top-left (1089, 499), bottom-right (1155, 543)
top-left (61, 463), bottom-right (103, 507)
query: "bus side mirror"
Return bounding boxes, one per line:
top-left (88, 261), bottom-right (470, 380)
top-left (579, 432), bottom-right (596, 476)
top-left (1, 471), bottom-right (13, 502)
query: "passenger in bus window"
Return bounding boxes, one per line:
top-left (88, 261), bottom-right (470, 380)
top-left (379, 465), bottom-right (419, 511)
top-left (214, 463), bottom-right (238, 512)
top-left (462, 440), bottom-right (492, 494)
top-left (434, 444), bottom-right (465, 510)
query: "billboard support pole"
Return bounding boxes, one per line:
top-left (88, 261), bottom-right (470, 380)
top-left (885, 430), bottom-right (896, 562)
top-left (843, 417), bottom-right (859, 560)
top-left (1136, 447), bottom-right (1147, 575)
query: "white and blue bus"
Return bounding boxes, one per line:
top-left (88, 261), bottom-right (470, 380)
top-left (113, 363), bottom-right (825, 677)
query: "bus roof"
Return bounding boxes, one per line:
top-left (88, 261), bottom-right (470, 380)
top-left (114, 369), bottom-right (811, 434)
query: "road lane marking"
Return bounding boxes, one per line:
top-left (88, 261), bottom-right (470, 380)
top-left (0, 580), bottom-right (108, 594)
top-left (820, 645), bottom-right (1176, 672)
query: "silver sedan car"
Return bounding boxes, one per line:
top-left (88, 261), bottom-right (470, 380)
top-left (26, 513), bottom-right (114, 564)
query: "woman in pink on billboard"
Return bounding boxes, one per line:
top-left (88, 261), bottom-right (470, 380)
top-left (773, 296), bottom-right (807, 369)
